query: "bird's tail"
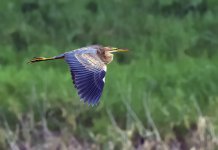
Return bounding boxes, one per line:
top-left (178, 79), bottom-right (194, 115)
top-left (28, 54), bottom-right (64, 63)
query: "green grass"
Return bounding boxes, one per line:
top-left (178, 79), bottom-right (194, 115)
top-left (1, 50), bottom-right (218, 133)
top-left (0, 0), bottom-right (218, 149)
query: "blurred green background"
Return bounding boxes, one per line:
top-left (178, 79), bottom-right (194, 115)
top-left (0, 0), bottom-right (218, 149)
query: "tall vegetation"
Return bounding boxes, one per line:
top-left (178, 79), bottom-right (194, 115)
top-left (0, 0), bottom-right (218, 149)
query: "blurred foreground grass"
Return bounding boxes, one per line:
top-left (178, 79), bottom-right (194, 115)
top-left (1, 0), bottom-right (218, 149)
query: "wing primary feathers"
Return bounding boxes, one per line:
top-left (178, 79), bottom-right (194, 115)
top-left (64, 49), bottom-right (106, 105)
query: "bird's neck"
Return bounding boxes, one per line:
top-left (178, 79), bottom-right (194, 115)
top-left (105, 54), bottom-right (113, 64)
top-left (99, 52), bottom-right (113, 64)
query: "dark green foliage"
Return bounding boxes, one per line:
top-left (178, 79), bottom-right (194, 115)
top-left (0, 0), bottom-right (218, 148)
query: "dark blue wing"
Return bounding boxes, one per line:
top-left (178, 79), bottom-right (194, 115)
top-left (64, 50), bottom-right (106, 106)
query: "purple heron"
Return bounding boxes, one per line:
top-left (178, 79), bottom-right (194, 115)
top-left (29, 45), bottom-right (128, 106)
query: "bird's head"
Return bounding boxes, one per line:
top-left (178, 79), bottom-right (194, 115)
top-left (97, 46), bottom-right (128, 64)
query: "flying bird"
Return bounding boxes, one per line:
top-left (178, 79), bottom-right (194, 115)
top-left (29, 45), bottom-right (128, 106)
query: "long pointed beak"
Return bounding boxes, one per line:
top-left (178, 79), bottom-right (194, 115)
top-left (111, 48), bottom-right (128, 53)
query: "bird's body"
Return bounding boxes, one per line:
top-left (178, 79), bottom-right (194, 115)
top-left (29, 45), bottom-right (127, 106)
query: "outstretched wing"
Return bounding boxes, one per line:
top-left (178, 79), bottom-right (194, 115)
top-left (64, 49), bottom-right (106, 105)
